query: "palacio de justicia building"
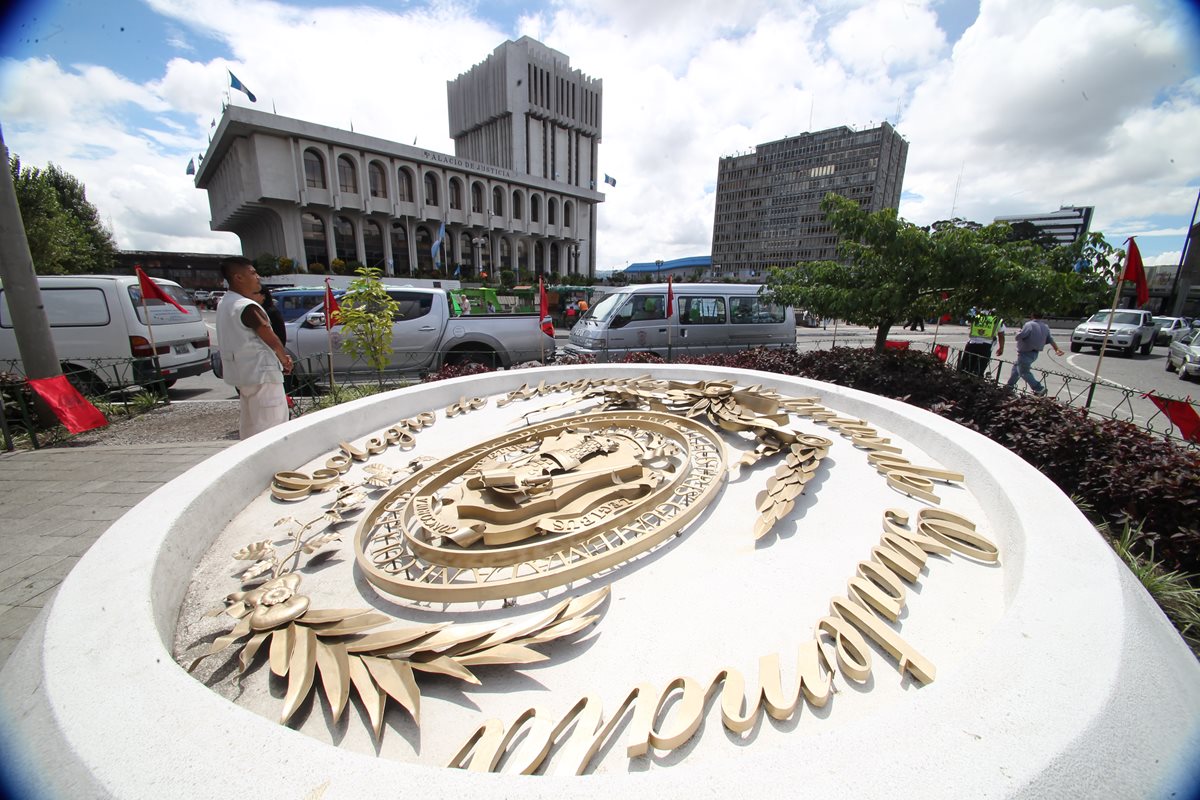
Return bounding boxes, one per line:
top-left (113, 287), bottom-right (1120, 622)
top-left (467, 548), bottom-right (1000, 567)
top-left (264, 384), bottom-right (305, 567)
top-left (195, 36), bottom-right (603, 280)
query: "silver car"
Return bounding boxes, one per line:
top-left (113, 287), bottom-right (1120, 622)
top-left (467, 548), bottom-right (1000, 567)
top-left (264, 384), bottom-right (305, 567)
top-left (1166, 329), bottom-right (1200, 381)
top-left (1153, 316), bottom-right (1190, 346)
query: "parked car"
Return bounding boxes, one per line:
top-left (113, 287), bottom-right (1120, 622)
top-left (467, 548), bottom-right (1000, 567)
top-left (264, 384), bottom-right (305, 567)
top-left (1166, 329), bottom-right (1200, 381)
top-left (1070, 309), bottom-right (1157, 356)
top-left (271, 289), bottom-right (329, 322)
top-left (286, 286), bottom-right (554, 378)
top-left (1153, 316), bottom-right (1191, 346)
top-left (0, 275), bottom-right (211, 392)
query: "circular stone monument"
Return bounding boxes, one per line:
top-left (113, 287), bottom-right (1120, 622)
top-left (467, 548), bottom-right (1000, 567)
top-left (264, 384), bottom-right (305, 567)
top-left (2, 365), bottom-right (1198, 799)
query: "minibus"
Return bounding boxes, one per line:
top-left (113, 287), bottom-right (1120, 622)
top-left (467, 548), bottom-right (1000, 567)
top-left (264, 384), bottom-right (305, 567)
top-left (564, 283), bottom-right (795, 362)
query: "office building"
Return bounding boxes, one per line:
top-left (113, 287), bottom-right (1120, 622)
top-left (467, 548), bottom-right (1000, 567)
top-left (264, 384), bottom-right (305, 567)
top-left (195, 37), bottom-right (603, 279)
top-left (993, 206), bottom-right (1094, 245)
top-left (710, 122), bottom-right (907, 280)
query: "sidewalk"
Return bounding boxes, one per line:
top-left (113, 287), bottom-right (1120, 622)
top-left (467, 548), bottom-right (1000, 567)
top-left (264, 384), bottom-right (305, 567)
top-left (0, 440), bottom-right (231, 668)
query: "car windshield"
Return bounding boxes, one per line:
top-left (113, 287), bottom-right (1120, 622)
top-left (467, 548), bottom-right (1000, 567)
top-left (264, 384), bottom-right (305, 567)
top-left (1087, 311), bottom-right (1141, 326)
top-left (580, 292), bottom-right (626, 323)
top-left (1153, 317), bottom-right (1178, 326)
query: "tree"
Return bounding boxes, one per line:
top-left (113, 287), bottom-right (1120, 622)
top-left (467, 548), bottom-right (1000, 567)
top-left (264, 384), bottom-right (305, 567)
top-left (765, 194), bottom-right (1097, 351)
top-left (9, 155), bottom-right (116, 274)
top-left (337, 266), bottom-right (398, 386)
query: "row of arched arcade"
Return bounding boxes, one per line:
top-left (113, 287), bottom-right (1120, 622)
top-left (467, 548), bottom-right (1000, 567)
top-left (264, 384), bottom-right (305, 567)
top-left (299, 212), bottom-right (584, 278)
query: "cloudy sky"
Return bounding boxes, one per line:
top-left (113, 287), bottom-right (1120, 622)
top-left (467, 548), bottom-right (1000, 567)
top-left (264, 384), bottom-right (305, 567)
top-left (1, 0), bottom-right (1197, 272)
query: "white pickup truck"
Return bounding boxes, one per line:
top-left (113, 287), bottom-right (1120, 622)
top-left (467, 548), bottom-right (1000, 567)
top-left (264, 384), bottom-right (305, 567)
top-left (285, 286), bottom-right (554, 377)
top-left (1070, 309), bottom-right (1158, 357)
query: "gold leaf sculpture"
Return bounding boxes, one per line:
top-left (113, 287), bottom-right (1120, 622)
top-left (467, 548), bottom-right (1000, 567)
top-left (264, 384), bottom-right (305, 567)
top-left (188, 578), bottom-right (610, 740)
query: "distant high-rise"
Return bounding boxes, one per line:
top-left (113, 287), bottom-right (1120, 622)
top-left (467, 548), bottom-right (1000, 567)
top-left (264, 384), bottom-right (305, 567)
top-left (994, 206), bottom-right (1094, 245)
top-left (710, 123), bottom-right (908, 280)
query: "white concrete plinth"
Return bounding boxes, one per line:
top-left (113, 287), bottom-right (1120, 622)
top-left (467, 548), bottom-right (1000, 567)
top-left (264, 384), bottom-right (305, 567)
top-left (2, 365), bottom-right (1198, 799)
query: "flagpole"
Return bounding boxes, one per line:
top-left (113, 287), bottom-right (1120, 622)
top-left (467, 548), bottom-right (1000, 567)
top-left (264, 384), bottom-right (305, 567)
top-left (666, 276), bottom-right (673, 362)
top-left (1084, 275), bottom-right (1125, 410)
top-left (138, 290), bottom-right (164, 392)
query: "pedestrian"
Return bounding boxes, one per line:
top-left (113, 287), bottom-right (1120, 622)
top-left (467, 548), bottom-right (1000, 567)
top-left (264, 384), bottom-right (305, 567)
top-left (565, 302), bottom-right (578, 326)
top-left (958, 310), bottom-right (1005, 377)
top-left (461, 294), bottom-right (472, 315)
top-left (257, 285), bottom-right (287, 345)
top-left (486, 301), bottom-right (496, 313)
top-left (1005, 311), bottom-right (1063, 396)
top-left (216, 257), bottom-right (293, 439)
top-left (905, 316), bottom-right (925, 331)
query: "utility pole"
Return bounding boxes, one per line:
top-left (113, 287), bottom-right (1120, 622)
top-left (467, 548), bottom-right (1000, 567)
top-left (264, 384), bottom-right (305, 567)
top-left (0, 123), bottom-right (60, 380)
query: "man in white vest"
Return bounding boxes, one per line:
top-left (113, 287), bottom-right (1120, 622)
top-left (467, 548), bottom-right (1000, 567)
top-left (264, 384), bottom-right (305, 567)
top-left (216, 257), bottom-right (293, 438)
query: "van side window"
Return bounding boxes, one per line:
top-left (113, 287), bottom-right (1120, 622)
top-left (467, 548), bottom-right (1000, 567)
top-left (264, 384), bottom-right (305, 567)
top-left (679, 296), bottom-right (726, 325)
top-left (730, 296), bottom-right (785, 324)
top-left (616, 295), bottom-right (665, 324)
top-left (0, 288), bottom-right (110, 328)
top-left (389, 291), bottom-right (432, 321)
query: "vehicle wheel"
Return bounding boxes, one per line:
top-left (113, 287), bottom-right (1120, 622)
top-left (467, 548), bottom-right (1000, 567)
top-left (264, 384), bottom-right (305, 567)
top-left (63, 365), bottom-right (106, 397)
top-left (1069, 342), bottom-right (1081, 353)
top-left (162, 379), bottom-right (177, 389)
top-left (447, 348), bottom-right (498, 369)
top-left (1124, 338), bottom-right (1137, 357)
top-left (1140, 338), bottom-right (1153, 355)
top-left (1166, 357), bottom-right (1176, 373)
top-left (1181, 367), bottom-right (1193, 383)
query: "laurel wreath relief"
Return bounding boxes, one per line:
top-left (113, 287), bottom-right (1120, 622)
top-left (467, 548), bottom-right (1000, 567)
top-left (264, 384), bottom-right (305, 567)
top-left (182, 378), bottom-right (907, 745)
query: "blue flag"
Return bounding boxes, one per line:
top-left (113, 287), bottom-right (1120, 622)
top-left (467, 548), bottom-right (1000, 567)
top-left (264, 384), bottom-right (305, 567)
top-left (431, 220), bottom-right (446, 270)
top-left (604, 174), bottom-right (617, 187)
top-left (186, 158), bottom-right (195, 176)
top-left (228, 70), bottom-right (257, 103)
top-left (453, 263), bottom-right (461, 278)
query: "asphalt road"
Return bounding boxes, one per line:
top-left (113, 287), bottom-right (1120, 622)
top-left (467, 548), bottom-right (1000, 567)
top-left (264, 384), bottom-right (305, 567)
top-left (168, 314), bottom-right (1195, 435)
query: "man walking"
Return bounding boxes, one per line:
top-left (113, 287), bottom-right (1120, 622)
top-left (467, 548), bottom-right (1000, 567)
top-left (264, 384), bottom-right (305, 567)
top-left (1006, 311), bottom-right (1063, 396)
top-left (216, 257), bottom-right (293, 438)
top-left (958, 310), bottom-right (1005, 377)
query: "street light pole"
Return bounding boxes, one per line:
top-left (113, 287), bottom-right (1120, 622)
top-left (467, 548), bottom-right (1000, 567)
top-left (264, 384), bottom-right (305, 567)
top-left (0, 124), bottom-right (59, 381)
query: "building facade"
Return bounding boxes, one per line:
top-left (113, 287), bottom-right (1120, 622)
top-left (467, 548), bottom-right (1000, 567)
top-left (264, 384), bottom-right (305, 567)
top-left (195, 37), bottom-right (603, 280)
top-left (710, 122), bottom-right (908, 280)
top-left (993, 206), bottom-right (1094, 245)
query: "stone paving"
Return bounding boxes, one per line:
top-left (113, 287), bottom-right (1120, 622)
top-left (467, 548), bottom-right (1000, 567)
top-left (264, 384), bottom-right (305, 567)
top-left (0, 441), bottom-right (231, 668)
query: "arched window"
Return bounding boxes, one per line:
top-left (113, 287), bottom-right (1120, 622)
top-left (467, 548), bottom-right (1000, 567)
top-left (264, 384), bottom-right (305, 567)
top-left (303, 149), bottom-right (326, 189)
top-left (368, 161), bottom-right (387, 199)
top-left (512, 190), bottom-right (524, 220)
top-left (471, 181), bottom-right (484, 213)
top-left (363, 220), bottom-right (385, 268)
top-left (449, 178), bottom-right (463, 210)
top-left (302, 213), bottom-right (326, 266)
top-left (397, 168), bottom-right (414, 202)
top-left (423, 172), bottom-right (439, 206)
top-left (548, 197), bottom-right (558, 225)
top-left (334, 216), bottom-right (356, 262)
top-left (390, 223), bottom-right (410, 273)
top-left (564, 200), bottom-right (573, 227)
top-left (459, 233), bottom-right (473, 274)
top-left (531, 194), bottom-right (541, 223)
top-left (492, 186), bottom-right (504, 217)
top-left (416, 226), bottom-right (434, 272)
top-left (337, 156), bottom-right (358, 194)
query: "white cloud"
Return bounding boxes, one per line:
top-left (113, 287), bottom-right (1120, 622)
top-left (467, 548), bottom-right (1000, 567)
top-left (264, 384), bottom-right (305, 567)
top-left (0, 0), bottom-right (1196, 273)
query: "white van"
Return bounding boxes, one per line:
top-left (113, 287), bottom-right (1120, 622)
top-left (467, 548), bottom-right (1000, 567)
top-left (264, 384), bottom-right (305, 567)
top-left (564, 283), bottom-right (796, 362)
top-left (0, 275), bottom-right (211, 391)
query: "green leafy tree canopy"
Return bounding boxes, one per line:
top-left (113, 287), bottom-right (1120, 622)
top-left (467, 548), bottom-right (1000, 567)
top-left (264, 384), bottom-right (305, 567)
top-left (766, 194), bottom-right (1105, 350)
top-left (9, 154), bottom-right (117, 275)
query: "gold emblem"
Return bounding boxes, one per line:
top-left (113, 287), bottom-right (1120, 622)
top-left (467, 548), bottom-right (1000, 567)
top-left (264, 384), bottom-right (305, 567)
top-left (355, 411), bottom-right (727, 602)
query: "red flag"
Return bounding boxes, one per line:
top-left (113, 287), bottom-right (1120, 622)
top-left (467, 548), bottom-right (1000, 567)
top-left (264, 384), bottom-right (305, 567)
top-left (1122, 238), bottom-right (1149, 308)
top-left (1144, 392), bottom-right (1200, 442)
top-left (28, 376), bottom-right (108, 434)
top-left (666, 275), bottom-right (674, 317)
top-left (538, 278), bottom-right (554, 337)
top-left (323, 278), bottom-right (340, 330)
top-left (135, 267), bottom-right (189, 314)
top-left (933, 344), bottom-right (949, 362)
top-left (939, 291), bottom-right (952, 323)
